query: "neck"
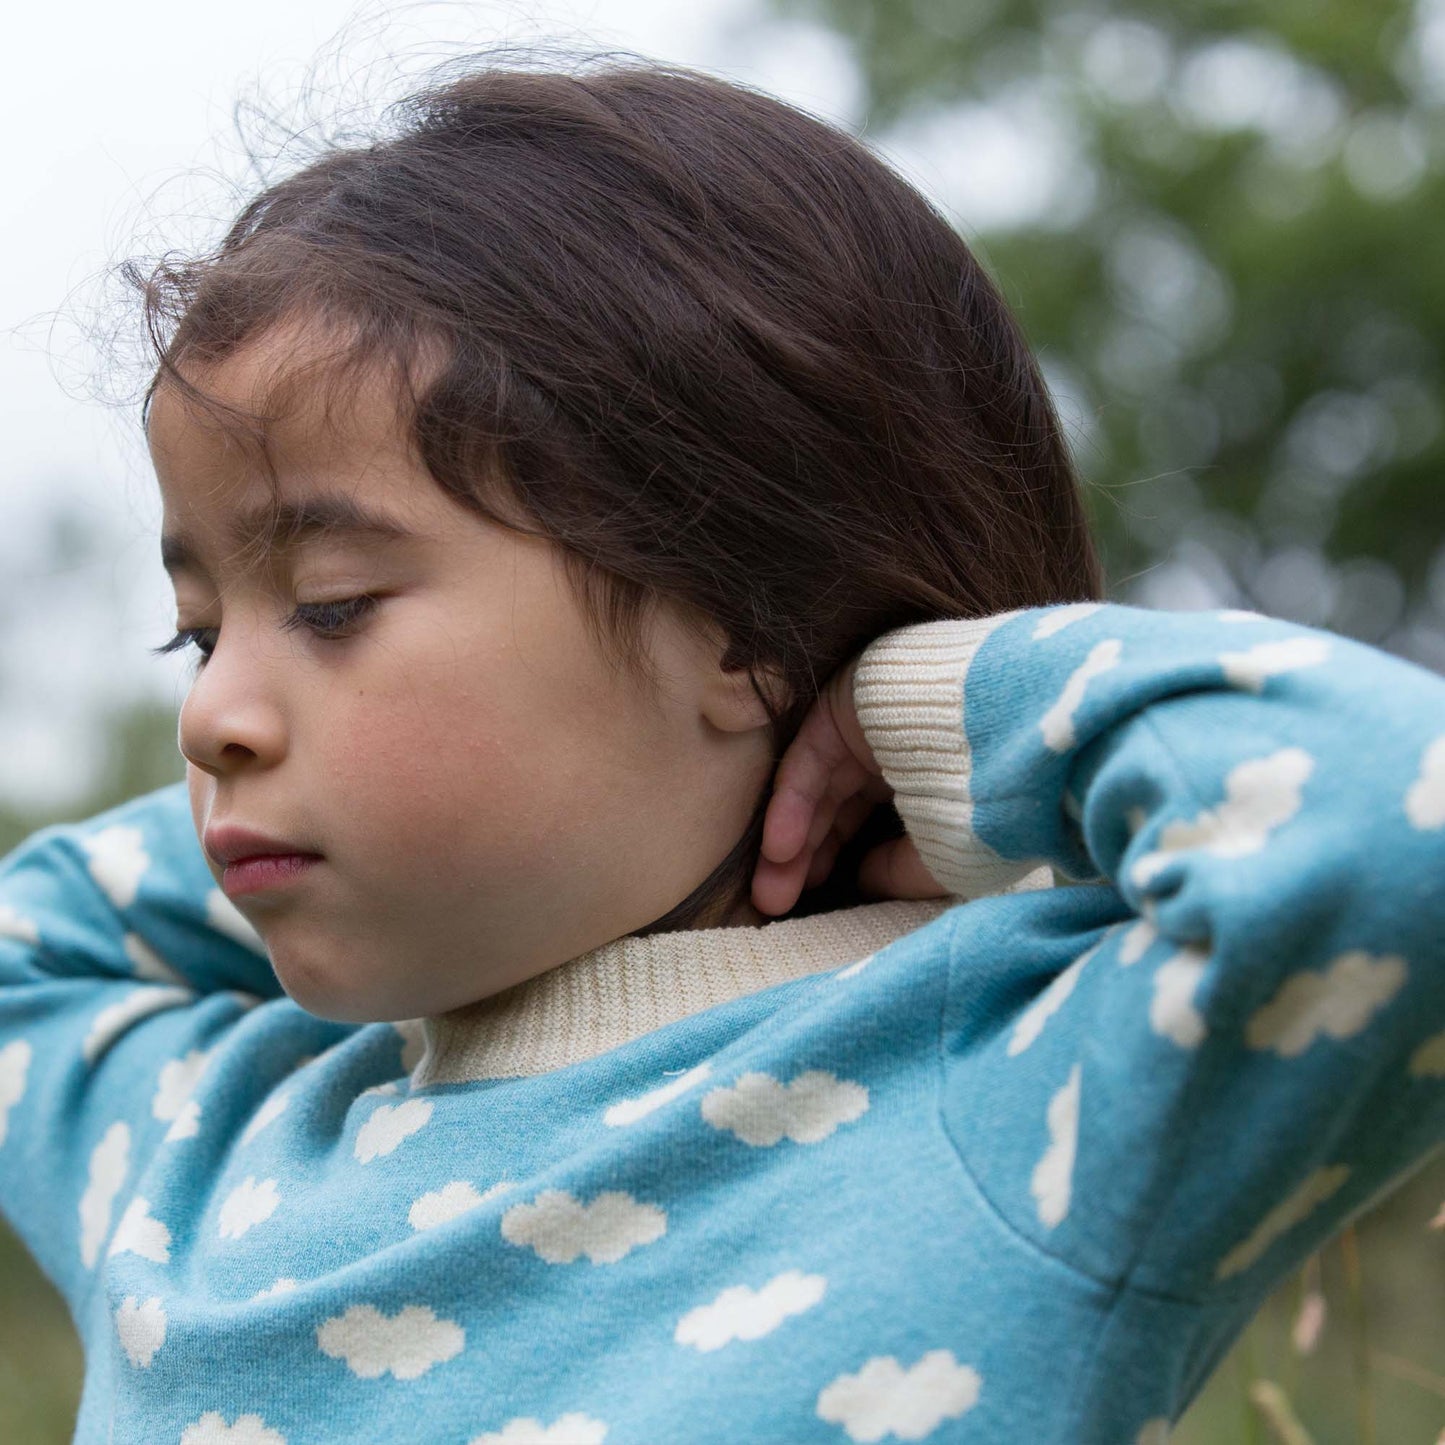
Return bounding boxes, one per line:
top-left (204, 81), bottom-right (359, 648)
top-left (412, 895), bottom-right (955, 1084)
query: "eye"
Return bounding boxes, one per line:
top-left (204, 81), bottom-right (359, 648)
top-left (279, 595), bottom-right (380, 639)
top-left (150, 596), bottom-right (381, 668)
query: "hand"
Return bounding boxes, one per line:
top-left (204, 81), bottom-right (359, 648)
top-left (750, 655), bottom-right (951, 916)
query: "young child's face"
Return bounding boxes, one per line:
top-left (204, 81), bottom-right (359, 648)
top-left (148, 320), bottom-right (774, 1022)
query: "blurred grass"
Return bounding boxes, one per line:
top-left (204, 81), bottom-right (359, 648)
top-left (2, 1149), bottom-right (1441, 1441)
top-left (1175, 1148), bottom-right (1445, 1444)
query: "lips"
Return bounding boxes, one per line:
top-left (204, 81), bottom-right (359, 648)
top-left (204, 824), bottom-right (321, 869)
top-left (220, 853), bottom-right (321, 899)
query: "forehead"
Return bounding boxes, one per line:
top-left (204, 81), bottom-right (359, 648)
top-left (149, 322), bottom-right (437, 574)
top-left (147, 318), bottom-right (412, 482)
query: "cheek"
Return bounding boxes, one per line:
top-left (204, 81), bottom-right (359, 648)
top-left (317, 687), bottom-right (576, 863)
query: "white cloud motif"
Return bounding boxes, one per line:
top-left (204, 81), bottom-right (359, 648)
top-left (180, 1412), bottom-right (287, 1445)
top-left (816, 1349), bottom-right (982, 1442)
top-left (240, 1090), bottom-right (292, 1146)
top-left (1132, 749), bottom-right (1314, 888)
top-left (108, 1196), bottom-right (171, 1263)
top-left (165, 1101), bottom-right (202, 1142)
top-left (1405, 735), bottom-right (1445, 830)
top-left (604, 1064), bottom-right (712, 1126)
top-left (468, 1415), bottom-right (608, 1445)
top-left (1151, 946), bottom-right (1210, 1049)
top-left (218, 1176), bottom-right (281, 1240)
top-left (83, 986), bottom-right (195, 1064)
top-left (316, 1302), bottom-right (464, 1379)
top-left (116, 1294), bottom-right (167, 1367)
top-left (252, 1279), bottom-right (298, 1300)
top-left (80, 1122), bottom-right (130, 1267)
top-left (835, 952), bottom-right (877, 980)
top-left (701, 1070), bottom-right (869, 1147)
top-left (0, 904), bottom-right (39, 943)
top-left (1217, 609), bottom-right (1266, 622)
top-left (501, 1189), bottom-right (666, 1265)
top-left (1008, 944), bottom-right (1098, 1057)
top-left (1216, 1165), bottom-right (1350, 1280)
top-left (124, 933), bottom-right (188, 985)
top-left (206, 889), bottom-right (268, 953)
top-left (154, 1048), bottom-right (212, 1123)
top-left (1040, 639), bottom-right (1123, 753)
top-left (409, 1180), bottom-right (511, 1231)
top-left (1219, 636), bottom-right (1331, 692)
top-left (355, 1097), bottom-right (433, 1163)
top-left (82, 825), bottom-right (150, 908)
top-left (1408, 1031), bottom-right (1445, 1077)
top-left (0, 1039), bottom-right (32, 1147)
top-left (1033, 602), bottom-right (1102, 639)
top-left (1246, 952), bottom-right (1408, 1057)
top-left (1031, 1064), bottom-right (1081, 1229)
top-left (675, 1270), bottom-right (826, 1352)
top-left (1118, 920), bottom-right (1157, 967)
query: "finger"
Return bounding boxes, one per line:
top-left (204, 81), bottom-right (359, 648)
top-left (800, 748), bottom-right (886, 861)
top-left (831, 792), bottom-right (877, 848)
top-left (803, 784), bottom-right (847, 859)
top-left (805, 829), bottom-right (843, 890)
top-left (762, 724), bottom-right (871, 863)
top-left (751, 846), bottom-right (812, 917)
top-left (760, 785), bottom-right (815, 865)
top-left (803, 790), bottom-right (894, 894)
top-left (857, 834), bottom-right (952, 901)
top-left (799, 804), bottom-right (863, 891)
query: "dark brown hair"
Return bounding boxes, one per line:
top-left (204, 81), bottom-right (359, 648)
top-left (132, 50), bottom-right (1104, 933)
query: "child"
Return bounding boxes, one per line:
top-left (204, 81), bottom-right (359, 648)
top-left (1, 52), bottom-right (1442, 1445)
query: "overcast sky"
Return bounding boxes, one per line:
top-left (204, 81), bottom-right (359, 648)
top-left (0, 0), bottom-right (882, 810)
top-left (1, 0), bottom-right (1069, 815)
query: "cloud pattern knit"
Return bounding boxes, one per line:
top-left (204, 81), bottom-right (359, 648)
top-left (2, 602), bottom-right (1444, 1444)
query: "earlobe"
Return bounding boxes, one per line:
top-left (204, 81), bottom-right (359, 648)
top-left (702, 661), bottom-right (786, 733)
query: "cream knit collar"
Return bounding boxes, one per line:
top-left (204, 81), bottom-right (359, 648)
top-left (413, 896), bottom-right (956, 1084)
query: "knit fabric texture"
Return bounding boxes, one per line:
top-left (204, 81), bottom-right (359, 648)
top-left (2, 600), bottom-right (1443, 1444)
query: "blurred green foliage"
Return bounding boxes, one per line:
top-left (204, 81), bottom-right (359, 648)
top-left (769, 0), bottom-right (1445, 658)
top-left (758, 0), bottom-right (1445, 1438)
top-left (0, 699), bottom-right (184, 857)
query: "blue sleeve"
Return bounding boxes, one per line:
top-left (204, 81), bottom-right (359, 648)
top-left (854, 603), bottom-right (1445, 1313)
top-left (0, 783), bottom-right (355, 1311)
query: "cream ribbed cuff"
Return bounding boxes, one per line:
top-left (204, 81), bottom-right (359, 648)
top-left (853, 612), bottom-right (1048, 902)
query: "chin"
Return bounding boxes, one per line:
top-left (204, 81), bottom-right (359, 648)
top-left (267, 949), bottom-right (394, 1024)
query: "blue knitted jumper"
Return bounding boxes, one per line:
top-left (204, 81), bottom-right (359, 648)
top-left (2, 602), bottom-right (1443, 1445)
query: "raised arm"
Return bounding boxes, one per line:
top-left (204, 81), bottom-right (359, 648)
top-left (849, 603), bottom-right (1445, 1327)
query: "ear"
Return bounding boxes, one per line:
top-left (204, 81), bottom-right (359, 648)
top-left (699, 657), bottom-right (788, 734)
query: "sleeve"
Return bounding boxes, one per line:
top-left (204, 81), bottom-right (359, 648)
top-left (0, 782), bottom-right (355, 1311)
top-left (852, 602), bottom-right (1445, 1313)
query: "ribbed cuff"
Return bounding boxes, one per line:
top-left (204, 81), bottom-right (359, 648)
top-left (853, 613), bottom-right (1048, 901)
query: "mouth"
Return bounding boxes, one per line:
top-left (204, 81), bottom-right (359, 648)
top-left (221, 852), bottom-right (323, 899)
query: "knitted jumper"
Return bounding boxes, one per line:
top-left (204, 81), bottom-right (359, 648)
top-left (2, 601), bottom-right (1442, 1444)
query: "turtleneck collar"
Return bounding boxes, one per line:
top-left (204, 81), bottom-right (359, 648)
top-left (412, 896), bottom-right (957, 1084)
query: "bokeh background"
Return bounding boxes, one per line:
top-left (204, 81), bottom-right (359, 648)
top-left (3, 0), bottom-right (1444, 1440)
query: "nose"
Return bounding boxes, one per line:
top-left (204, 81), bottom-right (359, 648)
top-left (177, 625), bottom-right (289, 776)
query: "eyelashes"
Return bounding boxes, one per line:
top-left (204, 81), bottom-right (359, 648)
top-left (151, 595), bottom-right (381, 667)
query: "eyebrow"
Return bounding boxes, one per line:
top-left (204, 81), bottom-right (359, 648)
top-left (160, 495), bottom-right (417, 575)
